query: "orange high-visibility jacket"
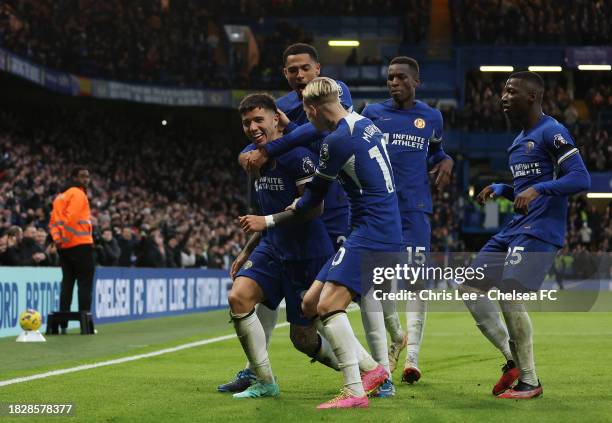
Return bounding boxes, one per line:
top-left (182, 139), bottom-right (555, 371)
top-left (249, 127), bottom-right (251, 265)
top-left (49, 187), bottom-right (93, 249)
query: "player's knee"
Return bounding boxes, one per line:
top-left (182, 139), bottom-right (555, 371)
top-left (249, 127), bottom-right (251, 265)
top-left (228, 289), bottom-right (253, 314)
top-left (316, 299), bottom-right (335, 317)
top-left (302, 281), bottom-right (323, 319)
top-left (289, 325), bottom-right (319, 357)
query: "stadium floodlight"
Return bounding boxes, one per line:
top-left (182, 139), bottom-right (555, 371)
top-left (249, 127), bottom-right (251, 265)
top-left (528, 66), bottom-right (562, 72)
top-left (586, 193), bottom-right (612, 199)
top-left (577, 64), bottom-right (611, 71)
top-left (328, 40), bottom-right (360, 47)
top-left (479, 66), bottom-right (514, 72)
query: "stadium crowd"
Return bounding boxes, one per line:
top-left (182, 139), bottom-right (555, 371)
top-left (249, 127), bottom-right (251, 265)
top-left (0, 0), bottom-right (425, 89)
top-left (458, 71), bottom-right (612, 170)
top-left (0, 107), bottom-right (248, 269)
top-left (451, 0), bottom-right (611, 45)
top-left (0, 0), bottom-right (228, 87)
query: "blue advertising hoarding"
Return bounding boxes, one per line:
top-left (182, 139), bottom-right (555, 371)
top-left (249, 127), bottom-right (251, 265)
top-left (0, 267), bottom-right (232, 338)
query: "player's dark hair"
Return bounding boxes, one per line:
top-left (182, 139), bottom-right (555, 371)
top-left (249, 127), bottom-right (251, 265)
top-left (283, 43), bottom-right (318, 65)
top-left (238, 93), bottom-right (277, 115)
top-left (390, 56), bottom-right (419, 78)
top-left (71, 165), bottom-right (88, 177)
top-left (509, 71), bottom-right (545, 90)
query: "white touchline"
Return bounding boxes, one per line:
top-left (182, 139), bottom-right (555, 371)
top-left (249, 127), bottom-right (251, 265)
top-left (0, 322), bottom-right (291, 388)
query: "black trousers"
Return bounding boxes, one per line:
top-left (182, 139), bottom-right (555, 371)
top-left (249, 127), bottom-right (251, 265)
top-left (58, 244), bottom-right (95, 327)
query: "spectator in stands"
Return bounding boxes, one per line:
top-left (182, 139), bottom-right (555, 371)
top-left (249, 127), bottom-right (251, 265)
top-left (35, 227), bottom-right (59, 266)
top-left (96, 228), bottom-right (121, 266)
top-left (22, 225), bottom-right (46, 265)
top-left (117, 227), bottom-right (138, 267)
top-left (137, 228), bottom-right (174, 268)
top-left (1, 225), bottom-right (45, 265)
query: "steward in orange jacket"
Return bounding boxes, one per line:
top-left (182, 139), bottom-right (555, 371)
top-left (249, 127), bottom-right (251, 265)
top-left (49, 167), bottom-right (96, 332)
top-left (49, 186), bottom-right (93, 249)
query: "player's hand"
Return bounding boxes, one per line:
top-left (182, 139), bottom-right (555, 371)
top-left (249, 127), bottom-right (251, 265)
top-left (246, 149), bottom-right (268, 171)
top-left (277, 109), bottom-right (290, 131)
top-left (239, 215), bottom-right (266, 233)
top-left (230, 252), bottom-right (248, 280)
top-left (430, 156), bottom-right (454, 190)
top-left (476, 185), bottom-right (496, 205)
top-left (514, 187), bottom-right (539, 215)
top-left (238, 151), bottom-right (250, 172)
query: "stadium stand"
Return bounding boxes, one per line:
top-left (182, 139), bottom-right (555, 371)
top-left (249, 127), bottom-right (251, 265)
top-left (450, 0), bottom-right (611, 46)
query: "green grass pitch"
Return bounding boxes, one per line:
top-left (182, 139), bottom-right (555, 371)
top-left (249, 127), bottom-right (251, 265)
top-left (0, 299), bottom-right (611, 422)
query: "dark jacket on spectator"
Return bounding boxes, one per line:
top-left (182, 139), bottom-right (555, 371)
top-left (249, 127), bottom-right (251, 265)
top-left (118, 237), bottom-right (138, 266)
top-left (97, 238), bottom-right (121, 266)
top-left (3, 238), bottom-right (45, 266)
top-left (137, 237), bottom-right (175, 268)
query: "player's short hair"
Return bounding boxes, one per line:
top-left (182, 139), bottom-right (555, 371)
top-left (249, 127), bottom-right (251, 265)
top-left (283, 43), bottom-right (318, 65)
top-left (71, 165), bottom-right (88, 177)
top-left (303, 77), bottom-right (340, 105)
top-left (238, 93), bottom-right (277, 115)
top-left (389, 56), bottom-right (419, 78)
top-left (509, 71), bottom-right (545, 90)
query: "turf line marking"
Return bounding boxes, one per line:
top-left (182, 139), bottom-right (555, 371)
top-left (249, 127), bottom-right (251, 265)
top-left (0, 322), bottom-right (291, 388)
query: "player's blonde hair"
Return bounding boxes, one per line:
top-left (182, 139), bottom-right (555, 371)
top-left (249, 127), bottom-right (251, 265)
top-left (303, 77), bottom-right (340, 105)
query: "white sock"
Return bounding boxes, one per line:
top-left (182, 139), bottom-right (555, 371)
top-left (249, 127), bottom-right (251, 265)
top-left (382, 300), bottom-right (405, 343)
top-left (312, 317), bottom-right (340, 370)
top-left (245, 304), bottom-right (278, 370)
top-left (500, 300), bottom-right (538, 386)
top-left (321, 312), bottom-right (367, 397)
top-left (461, 287), bottom-right (513, 361)
top-left (317, 315), bottom-right (376, 373)
top-left (354, 336), bottom-right (379, 372)
top-left (405, 296), bottom-right (427, 367)
top-left (232, 309), bottom-right (274, 384)
top-left (360, 293), bottom-right (391, 375)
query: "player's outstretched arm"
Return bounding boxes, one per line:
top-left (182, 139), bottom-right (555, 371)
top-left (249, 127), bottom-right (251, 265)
top-left (263, 123), bottom-right (327, 157)
top-left (245, 124), bottom-right (327, 172)
top-left (238, 175), bottom-right (331, 233)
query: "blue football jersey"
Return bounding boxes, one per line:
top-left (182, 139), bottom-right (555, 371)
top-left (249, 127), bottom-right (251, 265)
top-left (255, 147), bottom-right (333, 260)
top-left (316, 112), bottom-right (403, 247)
top-left (362, 99), bottom-right (443, 220)
top-left (275, 80), bottom-right (353, 238)
top-left (501, 114), bottom-right (581, 247)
